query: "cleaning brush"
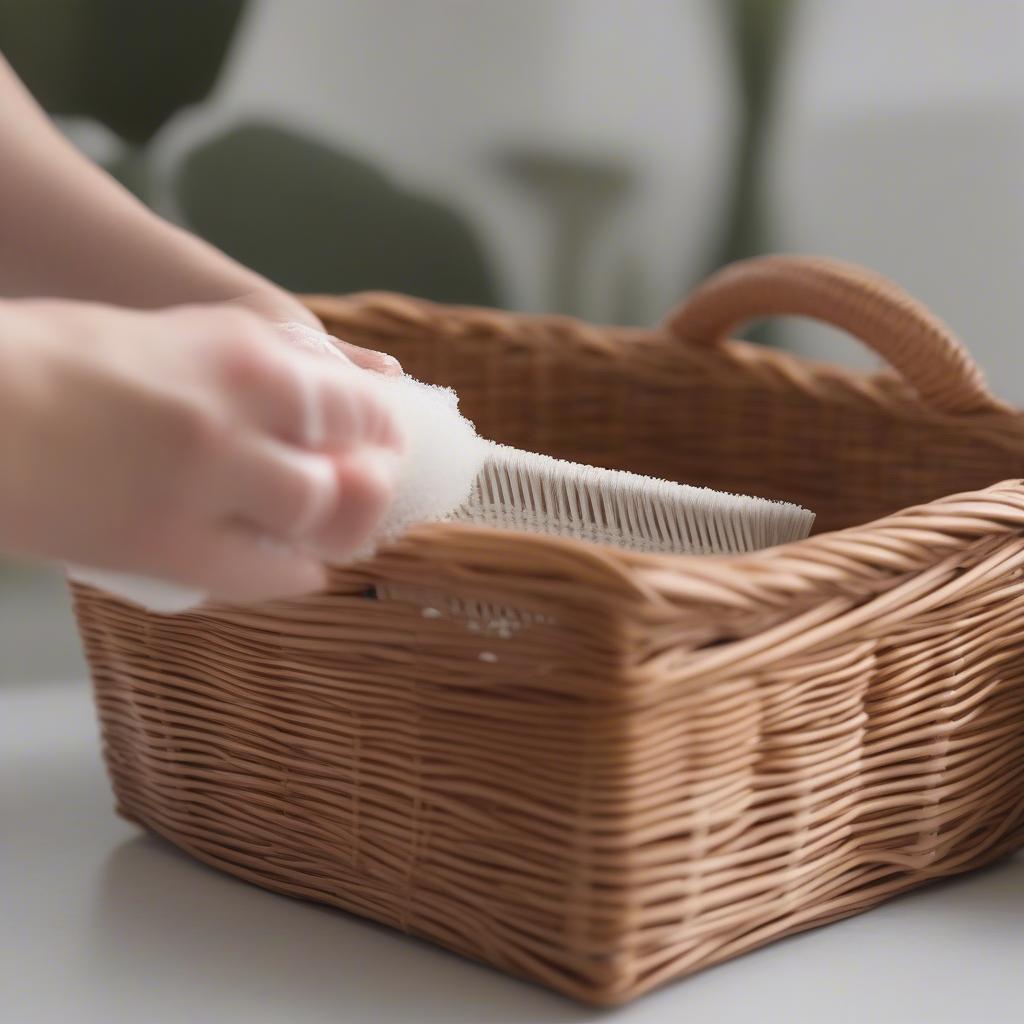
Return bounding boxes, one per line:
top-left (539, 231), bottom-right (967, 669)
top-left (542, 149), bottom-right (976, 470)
top-left (458, 445), bottom-right (811, 555)
top-left (69, 326), bottom-right (813, 611)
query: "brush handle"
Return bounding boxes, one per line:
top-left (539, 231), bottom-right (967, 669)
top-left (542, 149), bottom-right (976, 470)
top-left (665, 255), bottom-right (1005, 415)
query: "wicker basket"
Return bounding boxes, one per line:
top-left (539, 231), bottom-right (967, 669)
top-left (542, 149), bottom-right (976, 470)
top-left (72, 255), bottom-right (1024, 1005)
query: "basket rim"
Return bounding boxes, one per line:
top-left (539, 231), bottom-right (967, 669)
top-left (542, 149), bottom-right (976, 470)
top-left (331, 479), bottom-right (1024, 614)
top-left (305, 291), bottom-right (1024, 452)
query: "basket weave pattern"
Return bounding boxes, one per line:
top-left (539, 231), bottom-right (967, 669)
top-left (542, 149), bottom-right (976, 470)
top-left (73, 257), bottom-right (1024, 1004)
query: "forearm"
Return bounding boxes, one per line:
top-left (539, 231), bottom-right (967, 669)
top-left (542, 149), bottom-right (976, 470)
top-left (0, 54), bottom-right (314, 323)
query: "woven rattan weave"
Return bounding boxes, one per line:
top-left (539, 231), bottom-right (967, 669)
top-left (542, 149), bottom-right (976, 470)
top-left (72, 256), bottom-right (1024, 1004)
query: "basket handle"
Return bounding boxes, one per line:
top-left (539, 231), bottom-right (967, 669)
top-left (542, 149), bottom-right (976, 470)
top-left (664, 254), bottom-right (1004, 414)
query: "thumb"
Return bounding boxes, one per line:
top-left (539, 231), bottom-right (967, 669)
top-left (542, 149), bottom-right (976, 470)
top-left (277, 320), bottom-right (402, 377)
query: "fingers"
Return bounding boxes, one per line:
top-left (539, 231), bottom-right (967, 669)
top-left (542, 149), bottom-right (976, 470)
top-left (226, 436), bottom-right (399, 561)
top-left (186, 307), bottom-right (404, 451)
top-left (214, 331), bottom-right (405, 454)
top-left (186, 524), bottom-right (328, 604)
top-left (313, 360), bottom-right (406, 453)
top-left (227, 437), bottom-right (338, 539)
top-left (193, 448), bottom-right (398, 603)
top-left (281, 352), bottom-right (404, 453)
top-left (309, 447), bottom-right (399, 558)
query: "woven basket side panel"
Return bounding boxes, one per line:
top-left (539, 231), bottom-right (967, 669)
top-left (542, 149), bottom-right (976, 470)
top-left (74, 587), bottom-right (146, 825)
top-left (613, 533), bottom-right (1024, 997)
top-left (73, 582), bottom-right (647, 1002)
top-left (74, 516), bottom-right (1024, 1004)
top-left (309, 296), bottom-right (1024, 534)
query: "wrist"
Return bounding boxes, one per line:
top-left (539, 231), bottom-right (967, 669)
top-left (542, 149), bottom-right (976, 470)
top-left (151, 221), bottom-right (318, 328)
top-left (226, 288), bottom-right (322, 331)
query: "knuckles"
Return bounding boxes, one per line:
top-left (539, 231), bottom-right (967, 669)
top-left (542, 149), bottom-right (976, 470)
top-left (204, 317), bottom-right (279, 393)
top-left (147, 394), bottom-right (228, 502)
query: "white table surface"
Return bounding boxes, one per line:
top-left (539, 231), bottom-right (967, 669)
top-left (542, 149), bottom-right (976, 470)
top-left (3, 679), bottom-right (1022, 1024)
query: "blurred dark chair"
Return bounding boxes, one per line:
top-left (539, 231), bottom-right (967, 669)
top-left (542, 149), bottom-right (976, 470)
top-left (175, 122), bottom-right (499, 303)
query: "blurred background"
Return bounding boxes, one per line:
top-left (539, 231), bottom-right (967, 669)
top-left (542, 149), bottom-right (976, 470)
top-left (2, 0), bottom-right (1023, 685)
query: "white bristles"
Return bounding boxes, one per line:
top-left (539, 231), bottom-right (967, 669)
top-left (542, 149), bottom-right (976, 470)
top-left (456, 443), bottom-right (814, 556)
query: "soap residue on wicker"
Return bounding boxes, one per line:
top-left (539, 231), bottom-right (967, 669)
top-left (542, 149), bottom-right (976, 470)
top-left (376, 582), bottom-right (557, 638)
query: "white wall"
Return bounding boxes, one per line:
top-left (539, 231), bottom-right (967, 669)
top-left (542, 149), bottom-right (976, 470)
top-left (768, 0), bottom-right (1024, 401)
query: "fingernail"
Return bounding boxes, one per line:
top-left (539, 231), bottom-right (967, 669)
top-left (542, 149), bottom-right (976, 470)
top-left (278, 321), bottom-right (352, 365)
top-left (375, 352), bottom-right (403, 376)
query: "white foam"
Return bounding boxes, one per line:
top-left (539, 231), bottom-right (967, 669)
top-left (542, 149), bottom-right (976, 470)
top-left (359, 373), bottom-right (488, 546)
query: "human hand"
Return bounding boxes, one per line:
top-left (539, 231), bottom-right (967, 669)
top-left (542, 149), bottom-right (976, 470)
top-left (0, 299), bottom-right (406, 603)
